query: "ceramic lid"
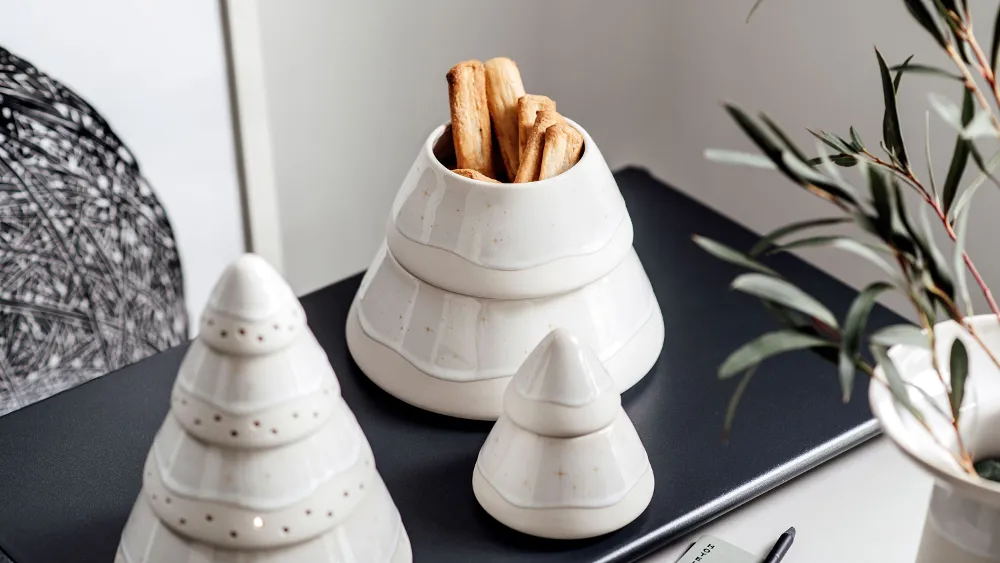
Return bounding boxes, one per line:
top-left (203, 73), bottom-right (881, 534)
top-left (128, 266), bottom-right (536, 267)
top-left (504, 329), bottom-right (620, 437)
top-left (199, 253), bottom-right (306, 356)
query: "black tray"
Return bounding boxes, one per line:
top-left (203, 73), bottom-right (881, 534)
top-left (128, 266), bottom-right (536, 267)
top-left (0, 168), bottom-right (898, 563)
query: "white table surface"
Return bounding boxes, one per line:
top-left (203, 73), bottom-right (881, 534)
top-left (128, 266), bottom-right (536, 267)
top-left (646, 437), bottom-right (931, 563)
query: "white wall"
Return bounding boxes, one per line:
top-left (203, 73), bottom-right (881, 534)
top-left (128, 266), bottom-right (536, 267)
top-left (254, 0), bottom-right (1000, 318)
top-left (1, 0), bottom-right (246, 328)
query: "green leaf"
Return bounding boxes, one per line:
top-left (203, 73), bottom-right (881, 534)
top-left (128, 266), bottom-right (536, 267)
top-left (719, 330), bottom-right (834, 379)
top-left (930, 90), bottom-right (993, 140)
top-left (871, 324), bottom-right (930, 348)
top-left (878, 48), bottom-right (909, 169)
top-left (731, 273), bottom-right (840, 329)
top-left (749, 217), bottom-right (849, 256)
top-left (949, 150), bottom-right (1000, 221)
top-left (902, 0), bottom-right (947, 47)
top-left (704, 149), bottom-right (777, 170)
top-left (723, 366), bottom-right (756, 440)
top-left (781, 152), bottom-right (859, 204)
top-left (760, 114), bottom-right (811, 164)
top-left (976, 459), bottom-right (1000, 482)
top-left (914, 207), bottom-right (955, 299)
top-left (693, 236), bottom-right (779, 276)
top-left (873, 345), bottom-right (925, 423)
top-left (889, 63), bottom-right (963, 81)
top-left (992, 5), bottom-right (1000, 75)
top-left (768, 235), bottom-right (899, 280)
top-left (953, 203), bottom-right (973, 316)
top-left (893, 55), bottom-right (915, 94)
top-left (747, 0), bottom-right (766, 22)
top-left (809, 129), bottom-right (855, 154)
top-left (949, 338), bottom-right (969, 420)
top-left (850, 126), bottom-right (865, 151)
top-left (808, 154), bottom-right (860, 167)
top-left (943, 89), bottom-right (975, 214)
top-left (839, 282), bottom-right (894, 402)
top-left (725, 104), bottom-right (784, 165)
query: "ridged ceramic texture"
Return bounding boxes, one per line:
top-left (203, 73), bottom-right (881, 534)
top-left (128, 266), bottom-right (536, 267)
top-left (504, 329), bottom-right (620, 437)
top-left (355, 244), bottom-right (657, 384)
top-left (117, 253), bottom-right (411, 561)
top-left (390, 121), bottom-right (628, 272)
top-left (116, 479), bottom-right (410, 563)
top-left (476, 413), bottom-right (650, 509)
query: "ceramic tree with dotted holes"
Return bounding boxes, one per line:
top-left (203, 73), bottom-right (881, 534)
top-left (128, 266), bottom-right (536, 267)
top-left (114, 254), bottom-right (412, 563)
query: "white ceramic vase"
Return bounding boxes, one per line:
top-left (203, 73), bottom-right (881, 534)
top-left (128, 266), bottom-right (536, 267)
top-left (347, 121), bottom-right (664, 421)
top-left (473, 329), bottom-right (654, 539)
top-left (870, 316), bottom-right (1000, 562)
top-left (115, 254), bottom-right (411, 563)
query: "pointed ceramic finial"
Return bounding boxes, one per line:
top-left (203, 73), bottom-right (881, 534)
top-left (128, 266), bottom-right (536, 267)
top-left (504, 329), bottom-right (620, 437)
top-left (474, 329), bottom-right (654, 540)
top-left (199, 253), bottom-right (305, 356)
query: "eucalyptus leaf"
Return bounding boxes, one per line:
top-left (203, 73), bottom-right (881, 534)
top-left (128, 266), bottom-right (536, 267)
top-left (782, 152), bottom-right (858, 204)
top-left (873, 345), bottom-right (926, 423)
top-left (903, 0), bottom-right (947, 47)
top-left (878, 48), bottom-right (909, 169)
top-left (950, 338), bottom-right (969, 419)
top-left (871, 324), bottom-right (930, 348)
top-left (850, 126), bottom-right (865, 151)
top-left (769, 235), bottom-right (900, 280)
top-left (953, 203), bottom-right (974, 316)
top-left (942, 89), bottom-right (975, 214)
top-left (916, 207), bottom-right (956, 299)
top-left (731, 273), bottom-right (840, 329)
top-left (719, 330), bottom-right (834, 379)
top-left (839, 282), bottom-right (894, 402)
top-left (760, 114), bottom-right (811, 164)
top-left (723, 366), bottom-right (756, 439)
top-left (693, 235), bottom-right (779, 276)
top-left (808, 129), bottom-right (855, 154)
top-left (704, 149), bottom-right (777, 170)
top-left (746, 0), bottom-right (766, 22)
top-left (889, 63), bottom-right (963, 81)
top-left (725, 104), bottom-right (784, 165)
top-left (750, 217), bottom-right (850, 256)
top-left (894, 55), bottom-right (915, 94)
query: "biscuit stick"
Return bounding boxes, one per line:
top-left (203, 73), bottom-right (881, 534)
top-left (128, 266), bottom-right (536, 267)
top-left (452, 168), bottom-right (500, 183)
top-left (514, 110), bottom-right (560, 183)
top-left (517, 95), bottom-right (556, 159)
top-left (539, 123), bottom-right (584, 180)
top-left (484, 57), bottom-right (526, 180)
top-left (447, 60), bottom-right (493, 177)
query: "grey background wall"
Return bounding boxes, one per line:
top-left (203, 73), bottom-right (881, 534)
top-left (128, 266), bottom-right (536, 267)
top-left (252, 0), bottom-right (999, 318)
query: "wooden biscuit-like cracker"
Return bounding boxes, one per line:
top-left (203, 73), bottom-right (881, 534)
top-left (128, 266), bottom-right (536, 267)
top-left (514, 110), bottom-right (561, 183)
top-left (484, 57), bottom-right (526, 180)
top-left (517, 95), bottom-right (556, 159)
top-left (447, 60), bottom-right (493, 177)
top-left (539, 123), bottom-right (584, 180)
top-left (452, 168), bottom-right (500, 183)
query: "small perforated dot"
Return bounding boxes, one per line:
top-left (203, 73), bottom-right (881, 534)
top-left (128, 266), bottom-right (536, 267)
top-left (327, 511), bottom-right (334, 518)
top-left (165, 497), bottom-right (172, 504)
top-left (282, 526), bottom-right (290, 534)
top-left (194, 418), bottom-right (201, 425)
top-left (359, 483), bottom-right (364, 490)
top-left (220, 330), bottom-right (228, 338)
top-left (214, 415), bottom-right (222, 422)
top-left (238, 328), bottom-right (246, 335)
top-left (273, 324), bottom-right (280, 330)
top-left (230, 531), bottom-right (238, 539)
top-left (313, 412), bottom-right (319, 418)
top-left (207, 319), bottom-right (214, 326)
top-left (257, 335), bottom-right (264, 342)
top-left (271, 428), bottom-right (278, 435)
top-left (179, 518), bottom-right (186, 525)
top-left (206, 514), bottom-right (214, 522)
top-left (253, 420), bottom-right (261, 427)
top-left (305, 509), bottom-right (312, 516)
top-left (231, 430), bottom-right (239, 437)
top-left (292, 412), bottom-right (299, 419)
top-left (343, 491), bottom-right (349, 498)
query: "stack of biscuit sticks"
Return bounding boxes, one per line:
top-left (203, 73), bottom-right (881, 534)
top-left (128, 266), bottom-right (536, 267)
top-left (433, 57), bottom-right (584, 184)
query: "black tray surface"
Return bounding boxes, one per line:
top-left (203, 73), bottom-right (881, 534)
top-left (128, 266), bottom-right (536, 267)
top-left (0, 168), bottom-right (898, 562)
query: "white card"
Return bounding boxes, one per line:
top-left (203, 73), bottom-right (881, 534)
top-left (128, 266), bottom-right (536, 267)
top-left (675, 535), bottom-right (761, 563)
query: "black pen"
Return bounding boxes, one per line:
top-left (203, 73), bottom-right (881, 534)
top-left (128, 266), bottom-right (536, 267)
top-left (762, 527), bottom-right (795, 563)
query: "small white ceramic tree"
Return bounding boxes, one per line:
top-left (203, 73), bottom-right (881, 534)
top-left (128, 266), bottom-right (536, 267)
top-left (473, 328), bottom-right (654, 539)
top-left (115, 254), bottom-right (411, 563)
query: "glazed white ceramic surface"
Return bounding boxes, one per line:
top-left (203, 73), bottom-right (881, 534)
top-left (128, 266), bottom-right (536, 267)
top-left (504, 329), bottom-right (621, 437)
top-left (117, 253), bottom-right (411, 562)
top-left (347, 246), bottom-right (664, 420)
top-left (386, 120), bottom-right (634, 299)
top-left (355, 243), bottom-right (659, 384)
top-left (117, 479), bottom-right (411, 563)
top-left (473, 330), bottom-right (653, 539)
top-left (870, 316), bottom-right (1000, 562)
